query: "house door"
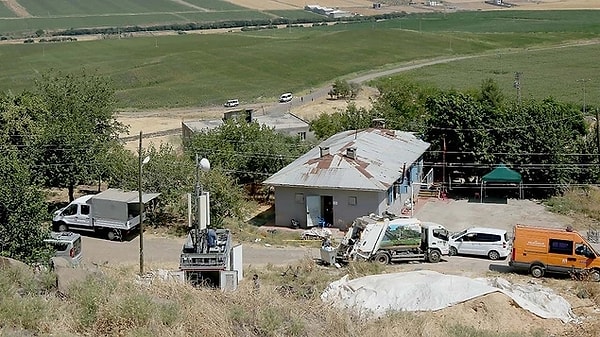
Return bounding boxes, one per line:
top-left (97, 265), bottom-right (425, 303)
top-left (306, 196), bottom-right (321, 228)
top-left (321, 196), bottom-right (333, 227)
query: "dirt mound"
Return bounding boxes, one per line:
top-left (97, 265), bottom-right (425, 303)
top-left (428, 292), bottom-right (567, 335)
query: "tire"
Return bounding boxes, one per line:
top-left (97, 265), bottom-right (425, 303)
top-left (107, 230), bottom-right (118, 241)
top-left (449, 246), bottom-right (458, 256)
top-left (57, 222), bottom-right (68, 232)
top-left (488, 250), bottom-right (500, 261)
top-left (372, 252), bottom-right (390, 265)
top-left (590, 270), bottom-right (600, 282)
top-left (428, 250), bottom-right (441, 263)
top-left (530, 265), bottom-right (545, 278)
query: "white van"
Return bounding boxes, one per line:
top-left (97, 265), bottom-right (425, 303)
top-left (448, 227), bottom-right (510, 260)
top-left (224, 99), bottom-right (239, 108)
top-left (279, 93), bottom-right (293, 103)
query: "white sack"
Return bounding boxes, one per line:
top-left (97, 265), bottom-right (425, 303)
top-left (321, 270), bottom-right (577, 323)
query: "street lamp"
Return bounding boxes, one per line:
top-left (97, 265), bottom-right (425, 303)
top-left (195, 155), bottom-right (210, 251)
top-left (138, 131), bottom-right (150, 276)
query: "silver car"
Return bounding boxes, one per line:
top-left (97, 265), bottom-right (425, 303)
top-left (45, 231), bottom-right (83, 267)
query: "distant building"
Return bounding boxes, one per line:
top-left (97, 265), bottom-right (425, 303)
top-left (181, 109), bottom-right (310, 140)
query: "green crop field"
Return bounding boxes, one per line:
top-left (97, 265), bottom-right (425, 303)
top-left (0, 10), bottom-right (599, 109)
top-left (0, 4), bottom-right (16, 18)
top-left (182, 0), bottom-right (247, 11)
top-left (390, 43), bottom-right (600, 108)
top-left (15, 0), bottom-right (193, 16)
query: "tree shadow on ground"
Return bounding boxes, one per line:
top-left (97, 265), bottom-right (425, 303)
top-left (247, 205), bottom-right (275, 227)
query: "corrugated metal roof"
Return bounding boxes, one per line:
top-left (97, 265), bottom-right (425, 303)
top-left (182, 113), bottom-right (308, 134)
top-left (264, 128), bottom-right (430, 191)
top-left (90, 189), bottom-right (160, 204)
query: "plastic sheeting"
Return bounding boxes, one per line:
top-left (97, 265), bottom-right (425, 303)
top-left (321, 270), bottom-right (578, 323)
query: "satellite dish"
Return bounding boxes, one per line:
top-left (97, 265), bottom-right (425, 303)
top-left (199, 158), bottom-right (211, 172)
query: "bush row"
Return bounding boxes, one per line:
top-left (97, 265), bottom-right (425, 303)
top-left (51, 12), bottom-right (407, 36)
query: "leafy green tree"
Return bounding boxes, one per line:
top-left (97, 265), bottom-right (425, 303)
top-left (371, 78), bottom-right (434, 133)
top-left (309, 103), bottom-right (373, 139)
top-left (425, 90), bottom-right (495, 162)
top-left (29, 69), bottom-right (126, 201)
top-left (186, 119), bottom-right (309, 184)
top-left (0, 152), bottom-right (52, 264)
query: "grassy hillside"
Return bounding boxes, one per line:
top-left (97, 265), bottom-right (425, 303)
top-left (2, 259), bottom-right (590, 336)
top-left (0, 11), bottom-right (599, 109)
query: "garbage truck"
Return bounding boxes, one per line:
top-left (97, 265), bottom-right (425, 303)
top-left (52, 189), bottom-right (160, 240)
top-left (324, 214), bottom-right (450, 265)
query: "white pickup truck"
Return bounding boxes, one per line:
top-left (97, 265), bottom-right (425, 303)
top-left (52, 189), bottom-right (159, 240)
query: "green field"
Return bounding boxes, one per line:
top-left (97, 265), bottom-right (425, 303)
top-left (183, 0), bottom-right (247, 11)
top-left (393, 42), bottom-right (600, 107)
top-left (14, 0), bottom-right (195, 16)
top-left (0, 4), bottom-right (16, 18)
top-left (0, 11), bottom-right (599, 109)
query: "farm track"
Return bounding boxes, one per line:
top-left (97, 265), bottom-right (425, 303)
top-left (2, 0), bottom-right (31, 18)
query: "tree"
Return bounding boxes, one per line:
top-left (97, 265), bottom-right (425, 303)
top-left (0, 152), bottom-right (52, 264)
top-left (185, 119), bottom-right (309, 185)
top-left (309, 103), bottom-right (373, 139)
top-left (29, 69), bottom-right (126, 201)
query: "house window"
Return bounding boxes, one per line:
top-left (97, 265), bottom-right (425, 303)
top-left (348, 196), bottom-right (357, 206)
top-left (297, 132), bottom-right (306, 141)
top-left (549, 239), bottom-right (573, 255)
top-left (295, 193), bottom-right (304, 203)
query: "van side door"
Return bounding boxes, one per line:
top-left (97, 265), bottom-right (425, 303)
top-left (456, 233), bottom-right (477, 255)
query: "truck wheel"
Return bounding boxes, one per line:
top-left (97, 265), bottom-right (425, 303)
top-left (57, 222), bottom-right (68, 232)
top-left (107, 230), bottom-right (118, 241)
top-left (449, 247), bottom-right (458, 256)
top-left (590, 270), bottom-right (600, 282)
top-left (488, 250), bottom-right (500, 260)
top-left (530, 265), bottom-right (544, 278)
top-left (428, 250), bottom-right (441, 263)
top-left (372, 252), bottom-right (390, 265)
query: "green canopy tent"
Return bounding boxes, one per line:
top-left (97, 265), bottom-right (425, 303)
top-left (480, 164), bottom-right (523, 202)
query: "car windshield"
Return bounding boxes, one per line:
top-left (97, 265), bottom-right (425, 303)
top-left (451, 229), bottom-right (467, 239)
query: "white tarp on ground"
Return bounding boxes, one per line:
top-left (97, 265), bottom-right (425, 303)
top-left (320, 270), bottom-right (578, 323)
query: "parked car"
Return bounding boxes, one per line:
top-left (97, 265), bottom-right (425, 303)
top-left (279, 92), bottom-right (293, 103)
top-left (509, 224), bottom-right (600, 280)
top-left (448, 227), bottom-right (510, 260)
top-left (224, 99), bottom-right (239, 108)
top-left (44, 231), bottom-right (82, 267)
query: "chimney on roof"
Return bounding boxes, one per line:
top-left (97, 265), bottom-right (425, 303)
top-left (319, 146), bottom-right (330, 157)
top-left (372, 118), bottom-right (386, 129)
top-left (345, 147), bottom-right (357, 160)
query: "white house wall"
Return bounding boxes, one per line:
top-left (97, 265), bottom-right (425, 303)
top-left (273, 187), bottom-right (385, 230)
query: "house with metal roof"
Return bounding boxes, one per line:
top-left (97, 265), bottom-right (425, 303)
top-left (182, 109), bottom-right (310, 140)
top-left (264, 127), bottom-right (430, 229)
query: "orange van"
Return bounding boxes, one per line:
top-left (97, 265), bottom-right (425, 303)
top-left (509, 224), bottom-right (600, 281)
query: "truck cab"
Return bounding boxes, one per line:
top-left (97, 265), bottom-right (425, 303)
top-left (53, 195), bottom-right (93, 232)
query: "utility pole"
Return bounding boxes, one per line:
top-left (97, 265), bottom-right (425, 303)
top-left (577, 79), bottom-right (591, 114)
top-left (596, 108), bottom-right (600, 164)
top-left (138, 131), bottom-right (144, 276)
top-left (513, 72), bottom-right (522, 106)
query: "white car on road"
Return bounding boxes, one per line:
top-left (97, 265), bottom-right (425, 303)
top-left (449, 227), bottom-right (510, 260)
